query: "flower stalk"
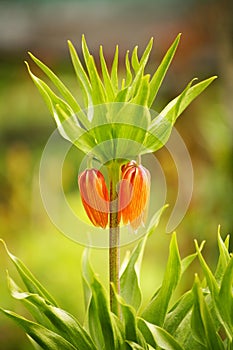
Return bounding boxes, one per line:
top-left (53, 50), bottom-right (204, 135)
top-left (108, 160), bottom-right (121, 316)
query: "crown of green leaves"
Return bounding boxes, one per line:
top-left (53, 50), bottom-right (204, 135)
top-left (26, 34), bottom-right (216, 162)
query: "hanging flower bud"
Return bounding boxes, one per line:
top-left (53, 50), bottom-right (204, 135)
top-left (78, 169), bottom-right (109, 228)
top-left (119, 161), bottom-right (150, 230)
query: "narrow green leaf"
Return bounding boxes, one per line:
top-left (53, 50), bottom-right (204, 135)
top-left (138, 318), bottom-right (185, 350)
top-left (68, 39), bottom-right (92, 108)
top-left (90, 276), bottom-right (119, 350)
top-left (218, 258), bottom-right (233, 336)
top-left (25, 61), bottom-right (54, 116)
top-left (194, 240), bottom-right (219, 298)
top-left (195, 239), bottom-right (232, 341)
top-left (148, 33), bottom-right (181, 107)
top-left (145, 78), bottom-right (200, 153)
top-left (131, 75), bottom-right (150, 106)
top-left (131, 45), bottom-right (140, 72)
top-left (142, 233), bottom-right (181, 326)
top-left (164, 290), bottom-right (194, 334)
top-left (26, 62), bottom-right (77, 128)
top-left (7, 274), bottom-right (51, 329)
top-left (125, 341), bottom-right (146, 350)
top-left (111, 45), bottom-right (119, 92)
top-left (81, 36), bottom-right (106, 104)
top-left (7, 276), bottom-right (96, 350)
top-left (114, 87), bottom-right (129, 102)
top-left (120, 238), bottom-right (146, 311)
top-left (28, 336), bottom-right (44, 350)
top-left (28, 52), bottom-right (82, 114)
top-left (112, 290), bottom-right (147, 349)
top-left (82, 249), bottom-right (95, 310)
top-left (181, 240), bottom-right (205, 275)
top-left (87, 294), bottom-right (105, 349)
top-left (147, 204), bottom-right (168, 237)
top-left (0, 309), bottom-right (77, 350)
top-left (99, 45), bottom-right (115, 101)
top-left (85, 55), bottom-right (107, 104)
top-left (0, 240), bottom-right (58, 306)
top-left (139, 38), bottom-right (153, 67)
top-left (131, 37), bottom-right (153, 76)
top-left (191, 275), bottom-right (225, 350)
top-left (125, 50), bottom-right (133, 86)
top-left (215, 227), bottom-right (231, 283)
top-left (157, 76), bottom-right (217, 127)
top-left (178, 75), bottom-right (217, 115)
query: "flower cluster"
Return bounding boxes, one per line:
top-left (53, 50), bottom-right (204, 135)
top-left (78, 161), bottom-right (150, 230)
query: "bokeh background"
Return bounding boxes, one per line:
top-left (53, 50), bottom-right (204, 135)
top-left (0, 0), bottom-right (232, 348)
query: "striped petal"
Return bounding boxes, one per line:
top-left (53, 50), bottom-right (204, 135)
top-left (119, 161), bottom-right (150, 230)
top-left (78, 169), bottom-right (109, 228)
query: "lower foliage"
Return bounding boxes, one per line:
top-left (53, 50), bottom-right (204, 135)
top-left (0, 221), bottom-right (232, 350)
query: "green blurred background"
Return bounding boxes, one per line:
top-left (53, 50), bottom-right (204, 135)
top-left (0, 0), bottom-right (232, 348)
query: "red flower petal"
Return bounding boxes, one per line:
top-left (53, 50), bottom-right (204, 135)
top-left (119, 161), bottom-right (150, 230)
top-left (78, 169), bottom-right (109, 228)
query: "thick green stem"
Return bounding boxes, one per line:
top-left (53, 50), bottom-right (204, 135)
top-left (108, 161), bottom-right (121, 316)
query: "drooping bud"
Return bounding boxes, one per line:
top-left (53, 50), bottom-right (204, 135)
top-left (78, 169), bottom-right (109, 228)
top-left (119, 161), bottom-right (150, 230)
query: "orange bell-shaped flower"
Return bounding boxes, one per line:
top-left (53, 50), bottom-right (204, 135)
top-left (119, 161), bottom-right (150, 230)
top-left (78, 169), bottom-right (109, 228)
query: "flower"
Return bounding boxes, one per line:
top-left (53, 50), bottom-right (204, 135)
top-left (119, 161), bottom-right (150, 230)
top-left (78, 169), bottom-right (109, 228)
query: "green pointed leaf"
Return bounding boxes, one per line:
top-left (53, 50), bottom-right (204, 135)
top-left (218, 257), bottom-right (233, 336)
top-left (68, 39), bottom-right (92, 108)
top-left (87, 294), bottom-right (105, 349)
top-left (25, 61), bottom-right (54, 116)
top-left (181, 240), bottom-right (205, 275)
top-left (177, 75), bottom-right (217, 116)
top-left (131, 45), bottom-right (140, 72)
top-left (99, 45), bottom-right (115, 101)
top-left (81, 35), bottom-right (106, 104)
top-left (157, 76), bottom-right (217, 127)
top-left (121, 303), bottom-right (138, 342)
top-left (82, 249), bottom-right (95, 310)
top-left (0, 240), bottom-right (58, 306)
top-left (0, 309), bottom-right (77, 350)
top-left (112, 290), bottom-right (147, 349)
top-left (7, 276), bottom-right (96, 350)
top-left (142, 233), bottom-right (181, 325)
top-left (7, 274), bottom-right (51, 328)
top-left (215, 227), bottom-right (231, 283)
top-left (164, 290), bottom-right (194, 334)
top-left (194, 240), bottom-right (219, 298)
top-left (85, 55), bottom-right (106, 104)
top-left (195, 238), bottom-right (232, 340)
top-left (147, 204), bottom-right (169, 236)
top-left (139, 38), bottom-right (153, 67)
top-left (126, 38), bottom-right (154, 102)
top-left (138, 318), bottom-right (185, 350)
top-left (145, 74), bottom-right (216, 154)
top-left (131, 75), bottom-right (150, 106)
top-left (120, 237), bottom-right (147, 311)
top-left (115, 87), bottom-right (130, 102)
top-left (54, 106), bottom-right (95, 154)
top-left (191, 275), bottom-right (225, 350)
top-left (125, 50), bottom-right (133, 86)
top-left (28, 52), bottom-right (81, 114)
top-left (26, 63), bottom-right (91, 132)
top-left (148, 33), bottom-right (181, 107)
top-left (28, 336), bottom-right (44, 350)
top-left (111, 45), bottom-right (119, 92)
top-left (125, 341), bottom-right (146, 350)
top-left (88, 275), bottom-right (124, 350)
